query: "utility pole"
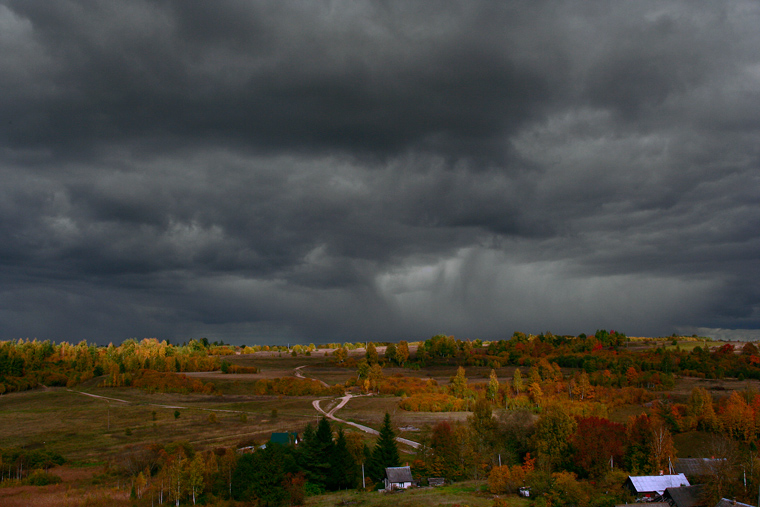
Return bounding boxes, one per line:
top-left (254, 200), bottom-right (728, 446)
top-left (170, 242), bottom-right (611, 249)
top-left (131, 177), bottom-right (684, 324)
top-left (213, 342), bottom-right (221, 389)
top-left (362, 463), bottom-right (366, 490)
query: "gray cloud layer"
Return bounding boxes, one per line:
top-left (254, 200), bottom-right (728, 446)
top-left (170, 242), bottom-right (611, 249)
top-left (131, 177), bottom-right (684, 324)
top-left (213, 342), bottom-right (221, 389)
top-left (1, 1), bottom-right (759, 344)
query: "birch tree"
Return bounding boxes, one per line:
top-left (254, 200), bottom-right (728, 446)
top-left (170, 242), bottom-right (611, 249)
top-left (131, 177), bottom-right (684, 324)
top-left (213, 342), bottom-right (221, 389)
top-left (188, 453), bottom-right (205, 505)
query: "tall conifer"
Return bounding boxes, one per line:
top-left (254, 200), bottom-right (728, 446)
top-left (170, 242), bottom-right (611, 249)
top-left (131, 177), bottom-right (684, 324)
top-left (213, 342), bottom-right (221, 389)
top-left (329, 429), bottom-right (357, 489)
top-left (299, 421), bottom-right (329, 488)
top-left (310, 417), bottom-right (334, 487)
top-left (369, 412), bottom-right (400, 481)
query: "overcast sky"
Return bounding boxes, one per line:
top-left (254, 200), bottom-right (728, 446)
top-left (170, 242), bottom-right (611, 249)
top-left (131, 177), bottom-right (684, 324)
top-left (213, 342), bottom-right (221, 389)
top-left (2, 1), bottom-right (759, 345)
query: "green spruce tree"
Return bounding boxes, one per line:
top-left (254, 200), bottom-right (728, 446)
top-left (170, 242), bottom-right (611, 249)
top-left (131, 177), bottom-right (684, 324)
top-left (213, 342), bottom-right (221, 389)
top-left (311, 417), bottom-right (334, 488)
top-left (329, 428), bottom-right (358, 490)
top-left (369, 412), bottom-right (400, 482)
top-left (298, 422), bottom-right (327, 489)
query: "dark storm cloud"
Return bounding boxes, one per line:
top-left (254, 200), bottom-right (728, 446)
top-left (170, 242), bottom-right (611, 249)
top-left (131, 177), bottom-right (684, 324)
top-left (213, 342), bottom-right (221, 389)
top-left (2, 1), bottom-right (548, 163)
top-left (1, 1), bottom-right (759, 344)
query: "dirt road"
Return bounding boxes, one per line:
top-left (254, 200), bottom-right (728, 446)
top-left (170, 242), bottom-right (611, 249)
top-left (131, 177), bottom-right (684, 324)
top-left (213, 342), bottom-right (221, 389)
top-left (312, 394), bottom-right (420, 449)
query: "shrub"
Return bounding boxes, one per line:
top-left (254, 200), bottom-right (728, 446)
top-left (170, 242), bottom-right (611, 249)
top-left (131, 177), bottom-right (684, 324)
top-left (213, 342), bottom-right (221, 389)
top-left (130, 369), bottom-right (215, 394)
top-left (25, 470), bottom-right (63, 486)
top-left (250, 377), bottom-right (340, 396)
top-left (398, 393), bottom-right (468, 412)
top-left (226, 364), bottom-right (258, 374)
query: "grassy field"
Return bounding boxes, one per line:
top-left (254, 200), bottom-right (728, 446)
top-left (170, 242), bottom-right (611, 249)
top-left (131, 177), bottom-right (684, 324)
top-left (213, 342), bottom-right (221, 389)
top-left (0, 465), bottom-right (130, 507)
top-left (0, 385), bottom-right (324, 461)
top-left (304, 481), bottom-right (528, 507)
top-left (0, 371), bottom-right (503, 506)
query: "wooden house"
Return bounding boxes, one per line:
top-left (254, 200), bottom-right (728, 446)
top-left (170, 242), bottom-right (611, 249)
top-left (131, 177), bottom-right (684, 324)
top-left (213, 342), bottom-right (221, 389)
top-left (384, 466), bottom-right (414, 490)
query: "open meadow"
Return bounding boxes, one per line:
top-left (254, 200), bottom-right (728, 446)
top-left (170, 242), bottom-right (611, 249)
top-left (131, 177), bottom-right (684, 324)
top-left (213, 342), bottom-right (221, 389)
top-left (2, 352), bottom-right (753, 461)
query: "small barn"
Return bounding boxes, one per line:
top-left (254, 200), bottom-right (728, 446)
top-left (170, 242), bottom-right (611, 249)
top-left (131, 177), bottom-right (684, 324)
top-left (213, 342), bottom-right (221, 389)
top-left (269, 432), bottom-right (300, 446)
top-left (625, 474), bottom-right (690, 499)
top-left (384, 466), bottom-right (414, 490)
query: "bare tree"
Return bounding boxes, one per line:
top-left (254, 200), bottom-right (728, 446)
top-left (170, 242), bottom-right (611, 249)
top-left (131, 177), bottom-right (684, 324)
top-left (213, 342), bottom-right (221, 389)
top-left (700, 437), bottom-right (741, 506)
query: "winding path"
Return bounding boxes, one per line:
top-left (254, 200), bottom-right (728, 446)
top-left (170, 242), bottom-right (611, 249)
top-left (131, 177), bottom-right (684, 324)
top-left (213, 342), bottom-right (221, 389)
top-left (67, 389), bottom-right (129, 403)
top-left (66, 389), bottom-right (243, 412)
top-left (294, 364), bottom-right (419, 449)
top-left (312, 394), bottom-right (420, 449)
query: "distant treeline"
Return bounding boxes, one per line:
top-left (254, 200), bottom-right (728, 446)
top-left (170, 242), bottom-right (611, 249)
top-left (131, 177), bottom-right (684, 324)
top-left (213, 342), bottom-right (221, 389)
top-left (3, 330), bottom-right (760, 395)
top-left (412, 330), bottom-right (760, 383)
top-left (0, 338), bottom-right (221, 394)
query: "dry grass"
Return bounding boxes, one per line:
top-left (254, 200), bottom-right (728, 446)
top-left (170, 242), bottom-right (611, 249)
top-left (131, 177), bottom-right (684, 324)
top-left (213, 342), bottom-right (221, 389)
top-left (0, 484), bottom-right (130, 507)
top-left (0, 465), bottom-right (130, 507)
top-left (304, 481), bottom-right (525, 507)
top-left (336, 395), bottom-right (470, 433)
top-left (669, 376), bottom-right (759, 401)
top-left (0, 386), bottom-right (328, 460)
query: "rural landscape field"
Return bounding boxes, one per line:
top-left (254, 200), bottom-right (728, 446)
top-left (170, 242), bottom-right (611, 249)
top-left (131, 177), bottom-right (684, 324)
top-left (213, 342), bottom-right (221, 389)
top-left (2, 332), bottom-right (760, 507)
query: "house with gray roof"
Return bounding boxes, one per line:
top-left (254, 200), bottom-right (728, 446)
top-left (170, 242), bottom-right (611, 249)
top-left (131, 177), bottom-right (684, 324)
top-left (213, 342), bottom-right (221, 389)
top-left (384, 466), bottom-right (414, 490)
top-left (674, 458), bottom-right (724, 477)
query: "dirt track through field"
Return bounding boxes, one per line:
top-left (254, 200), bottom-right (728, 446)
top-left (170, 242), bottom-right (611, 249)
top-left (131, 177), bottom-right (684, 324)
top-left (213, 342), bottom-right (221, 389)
top-left (66, 389), bottom-right (244, 412)
top-left (293, 365), bottom-right (420, 449)
top-left (66, 389), bottom-right (130, 403)
top-left (311, 395), bottom-right (419, 449)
